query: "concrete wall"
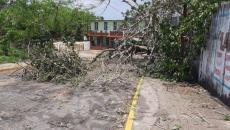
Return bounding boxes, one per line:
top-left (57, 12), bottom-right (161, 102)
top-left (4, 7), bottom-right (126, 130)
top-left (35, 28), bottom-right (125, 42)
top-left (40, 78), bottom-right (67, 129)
top-left (199, 2), bottom-right (230, 105)
top-left (74, 41), bottom-right (90, 51)
top-left (90, 20), bottom-right (123, 31)
top-left (54, 41), bottom-right (90, 51)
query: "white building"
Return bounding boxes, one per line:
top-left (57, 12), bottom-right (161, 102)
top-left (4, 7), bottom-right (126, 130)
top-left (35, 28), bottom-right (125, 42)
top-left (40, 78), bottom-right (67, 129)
top-left (87, 19), bottom-right (124, 50)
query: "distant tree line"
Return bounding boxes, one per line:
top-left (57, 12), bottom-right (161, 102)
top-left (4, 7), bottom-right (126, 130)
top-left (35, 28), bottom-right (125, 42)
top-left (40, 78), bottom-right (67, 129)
top-left (0, 0), bottom-right (95, 57)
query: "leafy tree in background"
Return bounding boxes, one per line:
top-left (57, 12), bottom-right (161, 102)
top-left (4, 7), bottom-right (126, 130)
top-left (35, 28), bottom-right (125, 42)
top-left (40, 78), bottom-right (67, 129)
top-left (102, 0), bottom-right (228, 81)
top-left (0, 0), bottom-right (95, 61)
top-left (157, 0), bottom-right (226, 81)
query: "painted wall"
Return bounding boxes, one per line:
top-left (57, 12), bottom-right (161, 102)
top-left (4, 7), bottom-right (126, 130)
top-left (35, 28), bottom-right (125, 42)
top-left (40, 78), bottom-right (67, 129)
top-left (199, 2), bottom-right (230, 105)
top-left (90, 20), bottom-right (123, 31)
top-left (54, 41), bottom-right (90, 51)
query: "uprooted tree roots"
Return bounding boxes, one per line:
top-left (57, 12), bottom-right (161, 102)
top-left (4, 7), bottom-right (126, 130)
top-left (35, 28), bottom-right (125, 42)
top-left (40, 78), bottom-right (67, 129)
top-left (23, 46), bottom-right (86, 84)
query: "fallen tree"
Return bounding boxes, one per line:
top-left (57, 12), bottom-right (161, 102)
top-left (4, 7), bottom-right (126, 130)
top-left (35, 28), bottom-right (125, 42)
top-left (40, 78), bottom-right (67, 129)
top-left (23, 43), bottom-right (86, 84)
top-left (99, 0), bottom-right (223, 81)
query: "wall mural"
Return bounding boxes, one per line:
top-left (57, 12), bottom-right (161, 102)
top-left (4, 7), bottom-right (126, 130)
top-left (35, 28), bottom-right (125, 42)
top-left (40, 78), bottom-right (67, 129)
top-left (200, 3), bottom-right (230, 101)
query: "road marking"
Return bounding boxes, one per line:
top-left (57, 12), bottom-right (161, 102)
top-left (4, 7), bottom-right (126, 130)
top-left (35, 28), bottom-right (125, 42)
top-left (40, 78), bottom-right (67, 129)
top-left (125, 76), bottom-right (144, 130)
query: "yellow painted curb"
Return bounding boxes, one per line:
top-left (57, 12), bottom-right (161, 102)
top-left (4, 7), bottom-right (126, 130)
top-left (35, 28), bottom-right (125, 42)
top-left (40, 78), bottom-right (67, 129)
top-left (0, 65), bottom-right (21, 73)
top-left (125, 76), bottom-right (144, 130)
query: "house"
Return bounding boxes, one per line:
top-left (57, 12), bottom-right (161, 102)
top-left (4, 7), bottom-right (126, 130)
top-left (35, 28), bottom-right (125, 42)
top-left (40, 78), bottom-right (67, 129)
top-left (87, 19), bottom-right (124, 50)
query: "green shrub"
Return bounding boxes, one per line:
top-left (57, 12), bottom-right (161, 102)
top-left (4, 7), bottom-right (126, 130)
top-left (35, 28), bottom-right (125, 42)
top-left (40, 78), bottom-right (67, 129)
top-left (0, 56), bottom-right (18, 63)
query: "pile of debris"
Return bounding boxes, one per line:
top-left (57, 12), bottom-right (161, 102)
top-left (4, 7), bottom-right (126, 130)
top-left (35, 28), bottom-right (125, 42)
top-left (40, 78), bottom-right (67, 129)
top-left (77, 61), bottom-right (139, 129)
top-left (23, 48), bottom-right (86, 83)
top-left (80, 61), bottom-right (139, 91)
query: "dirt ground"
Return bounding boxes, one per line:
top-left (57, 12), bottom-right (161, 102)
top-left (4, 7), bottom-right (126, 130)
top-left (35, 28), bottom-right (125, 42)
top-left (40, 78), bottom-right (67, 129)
top-left (134, 77), bottom-right (230, 130)
top-left (0, 63), bottom-right (137, 130)
top-left (1, 60), bottom-right (230, 130)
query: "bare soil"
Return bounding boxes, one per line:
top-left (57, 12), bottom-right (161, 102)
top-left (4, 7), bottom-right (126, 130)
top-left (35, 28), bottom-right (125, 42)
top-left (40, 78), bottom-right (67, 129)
top-left (134, 78), bottom-right (230, 130)
top-left (0, 63), bottom-right (137, 130)
top-left (1, 60), bottom-right (230, 130)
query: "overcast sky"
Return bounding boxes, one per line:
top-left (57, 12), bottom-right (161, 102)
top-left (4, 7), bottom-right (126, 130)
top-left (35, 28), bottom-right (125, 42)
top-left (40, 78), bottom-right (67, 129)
top-left (78, 0), bottom-right (142, 20)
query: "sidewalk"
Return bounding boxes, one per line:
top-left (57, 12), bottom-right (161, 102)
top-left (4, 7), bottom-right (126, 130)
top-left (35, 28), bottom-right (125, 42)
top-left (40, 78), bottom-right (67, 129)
top-left (133, 77), bottom-right (159, 130)
top-left (132, 78), bottom-right (230, 130)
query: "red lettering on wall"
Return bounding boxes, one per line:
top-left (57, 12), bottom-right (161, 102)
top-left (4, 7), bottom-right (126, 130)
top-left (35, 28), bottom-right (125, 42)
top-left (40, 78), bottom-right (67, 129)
top-left (214, 68), bottom-right (221, 76)
top-left (226, 66), bottom-right (230, 71)
top-left (226, 55), bottom-right (230, 61)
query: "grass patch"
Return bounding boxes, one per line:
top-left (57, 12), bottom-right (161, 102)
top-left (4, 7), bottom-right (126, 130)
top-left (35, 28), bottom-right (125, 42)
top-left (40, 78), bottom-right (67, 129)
top-left (0, 48), bottom-right (27, 64)
top-left (0, 56), bottom-right (19, 64)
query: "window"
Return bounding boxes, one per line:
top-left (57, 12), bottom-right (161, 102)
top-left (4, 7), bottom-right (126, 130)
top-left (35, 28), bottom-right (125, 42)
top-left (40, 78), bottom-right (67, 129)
top-left (106, 38), bottom-right (110, 46)
top-left (95, 22), bottom-right (98, 30)
top-left (104, 22), bottom-right (108, 30)
top-left (113, 22), bottom-right (117, 30)
top-left (97, 37), bottom-right (101, 45)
